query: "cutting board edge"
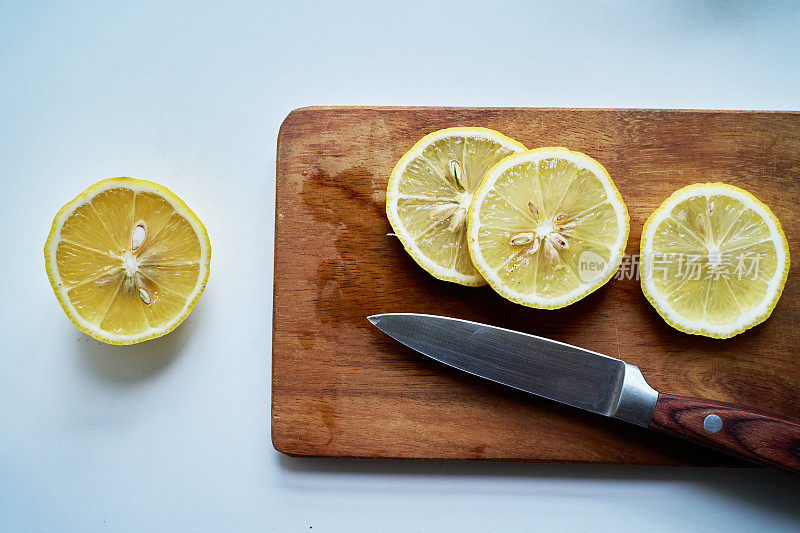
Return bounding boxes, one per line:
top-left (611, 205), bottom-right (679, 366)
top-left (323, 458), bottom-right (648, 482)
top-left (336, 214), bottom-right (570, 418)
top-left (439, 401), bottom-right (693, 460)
top-left (280, 105), bottom-right (800, 117)
top-left (270, 438), bottom-right (753, 467)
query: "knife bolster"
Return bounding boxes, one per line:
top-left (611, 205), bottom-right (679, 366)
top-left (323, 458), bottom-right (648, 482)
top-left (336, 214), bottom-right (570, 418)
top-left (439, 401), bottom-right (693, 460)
top-left (611, 363), bottom-right (659, 427)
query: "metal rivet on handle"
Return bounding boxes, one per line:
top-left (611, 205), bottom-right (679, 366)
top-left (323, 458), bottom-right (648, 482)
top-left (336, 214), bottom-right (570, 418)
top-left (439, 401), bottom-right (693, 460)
top-left (703, 414), bottom-right (723, 434)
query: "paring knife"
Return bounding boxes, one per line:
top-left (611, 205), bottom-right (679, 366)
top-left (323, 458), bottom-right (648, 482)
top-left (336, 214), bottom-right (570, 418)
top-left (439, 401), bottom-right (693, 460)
top-left (369, 313), bottom-right (800, 474)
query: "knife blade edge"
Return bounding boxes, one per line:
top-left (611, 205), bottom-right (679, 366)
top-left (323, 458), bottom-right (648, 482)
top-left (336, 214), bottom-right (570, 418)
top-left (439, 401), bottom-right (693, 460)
top-left (369, 313), bottom-right (659, 427)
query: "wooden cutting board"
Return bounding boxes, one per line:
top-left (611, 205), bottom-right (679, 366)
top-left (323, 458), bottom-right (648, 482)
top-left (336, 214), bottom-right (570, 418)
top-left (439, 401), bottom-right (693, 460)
top-left (272, 106), bottom-right (800, 464)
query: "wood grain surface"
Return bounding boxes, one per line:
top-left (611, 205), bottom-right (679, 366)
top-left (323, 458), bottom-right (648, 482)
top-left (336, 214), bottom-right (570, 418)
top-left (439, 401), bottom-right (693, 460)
top-left (272, 106), bottom-right (800, 464)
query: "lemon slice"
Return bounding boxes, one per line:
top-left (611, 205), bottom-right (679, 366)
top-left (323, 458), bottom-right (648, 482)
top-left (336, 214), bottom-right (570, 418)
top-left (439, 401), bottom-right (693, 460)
top-left (467, 147), bottom-right (629, 308)
top-left (386, 127), bottom-right (526, 286)
top-left (640, 183), bottom-right (789, 339)
top-left (44, 178), bottom-right (211, 345)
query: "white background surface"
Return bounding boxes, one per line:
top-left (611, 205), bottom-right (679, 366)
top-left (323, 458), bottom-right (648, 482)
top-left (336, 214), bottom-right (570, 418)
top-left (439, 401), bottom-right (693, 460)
top-left (1, 1), bottom-right (799, 531)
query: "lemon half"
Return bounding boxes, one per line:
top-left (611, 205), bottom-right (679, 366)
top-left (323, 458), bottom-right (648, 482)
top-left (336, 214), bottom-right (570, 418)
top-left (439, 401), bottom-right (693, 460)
top-left (467, 147), bottom-right (629, 308)
top-left (640, 183), bottom-right (789, 338)
top-left (386, 127), bottom-right (526, 286)
top-left (44, 178), bottom-right (211, 345)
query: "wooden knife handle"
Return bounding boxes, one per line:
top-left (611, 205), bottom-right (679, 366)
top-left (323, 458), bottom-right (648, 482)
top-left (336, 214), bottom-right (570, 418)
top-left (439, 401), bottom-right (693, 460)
top-left (650, 393), bottom-right (800, 474)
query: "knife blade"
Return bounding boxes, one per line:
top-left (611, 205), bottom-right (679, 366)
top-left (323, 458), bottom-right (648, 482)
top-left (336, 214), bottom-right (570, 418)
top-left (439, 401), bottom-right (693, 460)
top-left (369, 313), bottom-right (800, 474)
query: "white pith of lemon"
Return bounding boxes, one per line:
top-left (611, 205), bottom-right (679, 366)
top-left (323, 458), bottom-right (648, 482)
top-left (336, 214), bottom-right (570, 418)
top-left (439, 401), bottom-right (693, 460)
top-left (467, 147), bottom-right (629, 309)
top-left (386, 127), bottom-right (526, 286)
top-left (44, 178), bottom-right (211, 345)
top-left (640, 183), bottom-right (789, 339)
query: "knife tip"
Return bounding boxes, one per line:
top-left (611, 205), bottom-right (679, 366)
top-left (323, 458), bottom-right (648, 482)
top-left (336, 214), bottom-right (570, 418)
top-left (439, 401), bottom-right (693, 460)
top-left (367, 314), bottom-right (380, 326)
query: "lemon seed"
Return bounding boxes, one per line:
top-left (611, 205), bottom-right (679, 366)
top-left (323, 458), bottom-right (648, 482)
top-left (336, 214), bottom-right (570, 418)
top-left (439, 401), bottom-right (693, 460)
top-left (510, 232), bottom-right (534, 246)
top-left (528, 201), bottom-right (539, 220)
top-left (449, 159), bottom-right (465, 192)
top-left (131, 221), bottom-right (147, 251)
top-left (138, 287), bottom-right (151, 305)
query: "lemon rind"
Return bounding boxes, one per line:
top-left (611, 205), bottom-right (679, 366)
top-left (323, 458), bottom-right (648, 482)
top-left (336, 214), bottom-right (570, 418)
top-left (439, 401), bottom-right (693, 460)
top-left (44, 177), bottom-right (211, 345)
top-left (640, 182), bottom-right (789, 339)
top-left (386, 127), bottom-right (527, 286)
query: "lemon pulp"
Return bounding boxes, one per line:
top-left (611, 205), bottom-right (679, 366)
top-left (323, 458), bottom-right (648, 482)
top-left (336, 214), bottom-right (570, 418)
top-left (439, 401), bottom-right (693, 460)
top-left (467, 147), bottom-right (629, 308)
top-left (45, 178), bottom-right (211, 344)
top-left (640, 183), bottom-right (789, 338)
top-left (386, 127), bottom-right (526, 286)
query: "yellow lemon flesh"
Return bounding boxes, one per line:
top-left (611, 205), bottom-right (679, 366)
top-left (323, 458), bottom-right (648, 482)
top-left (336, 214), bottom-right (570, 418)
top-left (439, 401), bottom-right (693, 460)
top-left (467, 147), bottom-right (629, 309)
top-left (386, 127), bottom-right (526, 286)
top-left (44, 178), bottom-right (211, 344)
top-left (640, 183), bottom-right (789, 338)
